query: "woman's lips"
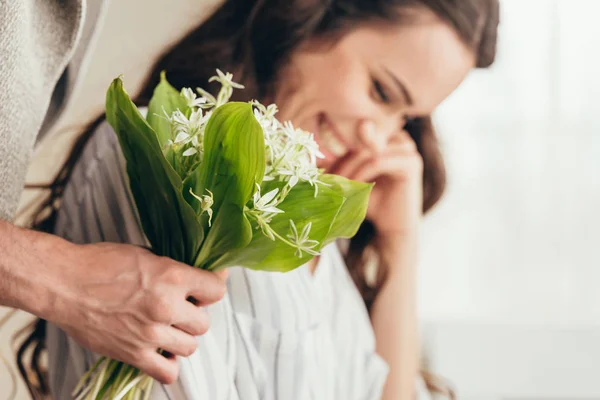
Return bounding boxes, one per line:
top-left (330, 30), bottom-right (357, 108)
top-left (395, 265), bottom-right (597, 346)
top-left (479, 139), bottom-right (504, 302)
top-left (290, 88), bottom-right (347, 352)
top-left (315, 114), bottom-right (350, 161)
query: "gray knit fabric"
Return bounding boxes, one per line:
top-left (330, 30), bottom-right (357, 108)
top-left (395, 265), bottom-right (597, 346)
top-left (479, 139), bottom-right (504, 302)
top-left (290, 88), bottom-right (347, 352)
top-left (0, 0), bottom-right (85, 220)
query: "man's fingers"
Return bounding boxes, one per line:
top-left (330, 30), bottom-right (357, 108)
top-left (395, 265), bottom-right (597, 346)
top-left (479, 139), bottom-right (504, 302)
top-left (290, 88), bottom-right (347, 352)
top-left (139, 351), bottom-right (180, 385)
top-left (179, 267), bottom-right (227, 305)
top-left (172, 303), bottom-right (210, 337)
top-left (215, 269), bottom-right (229, 282)
top-left (155, 325), bottom-right (199, 358)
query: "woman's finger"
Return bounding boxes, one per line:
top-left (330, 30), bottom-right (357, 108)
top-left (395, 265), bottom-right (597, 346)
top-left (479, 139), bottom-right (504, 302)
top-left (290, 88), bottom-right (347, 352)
top-left (353, 153), bottom-right (423, 183)
top-left (383, 141), bottom-right (419, 155)
top-left (326, 148), bottom-right (374, 178)
top-left (389, 129), bottom-right (418, 149)
top-left (357, 120), bottom-right (387, 154)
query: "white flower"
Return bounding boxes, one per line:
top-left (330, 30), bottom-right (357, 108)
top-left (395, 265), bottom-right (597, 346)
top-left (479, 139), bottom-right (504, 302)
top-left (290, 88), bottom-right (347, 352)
top-left (277, 163), bottom-right (322, 195)
top-left (189, 188), bottom-right (214, 226)
top-left (295, 131), bottom-right (325, 162)
top-left (182, 147), bottom-right (198, 157)
top-left (251, 106), bottom-right (325, 191)
top-left (181, 87), bottom-right (207, 109)
top-left (196, 87), bottom-right (217, 109)
top-left (287, 220), bottom-right (320, 257)
top-left (209, 69), bottom-right (245, 89)
top-left (208, 69), bottom-right (245, 106)
top-left (168, 108), bottom-right (210, 157)
top-left (252, 185), bottom-right (284, 216)
top-left (174, 130), bottom-right (190, 144)
top-left (252, 101), bottom-right (279, 128)
top-left (164, 108), bottom-right (188, 126)
top-left (281, 122), bottom-right (324, 163)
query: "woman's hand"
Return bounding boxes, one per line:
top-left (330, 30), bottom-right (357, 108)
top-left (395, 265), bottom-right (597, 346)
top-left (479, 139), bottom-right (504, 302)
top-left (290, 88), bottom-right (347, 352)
top-left (326, 120), bottom-right (424, 242)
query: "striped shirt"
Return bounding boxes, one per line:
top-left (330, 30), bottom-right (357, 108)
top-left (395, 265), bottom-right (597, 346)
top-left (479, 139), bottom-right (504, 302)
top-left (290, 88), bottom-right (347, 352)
top-left (46, 121), bottom-right (426, 399)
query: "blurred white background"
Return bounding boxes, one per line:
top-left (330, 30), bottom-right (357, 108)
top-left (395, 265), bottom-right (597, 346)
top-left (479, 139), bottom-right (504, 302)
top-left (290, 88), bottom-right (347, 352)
top-left (421, 0), bottom-right (600, 398)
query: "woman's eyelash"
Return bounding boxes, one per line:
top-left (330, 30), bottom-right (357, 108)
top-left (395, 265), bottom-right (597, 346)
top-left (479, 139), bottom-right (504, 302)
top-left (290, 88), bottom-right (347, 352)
top-left (372, 79), bottom-right (390, 103)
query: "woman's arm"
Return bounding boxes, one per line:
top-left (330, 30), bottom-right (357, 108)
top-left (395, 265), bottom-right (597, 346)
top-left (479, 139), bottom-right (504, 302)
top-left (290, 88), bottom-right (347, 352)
top-left (327, 121), bottom-right (424, 398)
top-left (370, 233), bottom-right (420, 400)
top-left (337, 123), bottom-right (423, 399)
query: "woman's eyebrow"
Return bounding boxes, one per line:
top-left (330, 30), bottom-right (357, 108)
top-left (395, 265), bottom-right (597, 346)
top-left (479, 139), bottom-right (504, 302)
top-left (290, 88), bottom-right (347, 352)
top-left (383, 66), bottom-right (414, 106)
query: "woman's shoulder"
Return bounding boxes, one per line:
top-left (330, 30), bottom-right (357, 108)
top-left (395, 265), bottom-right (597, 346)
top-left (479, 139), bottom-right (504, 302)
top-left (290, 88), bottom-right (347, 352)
top-left (54, 118), bottom-right (145, 245)
top-left (79, 105), bottom-right (148, 171)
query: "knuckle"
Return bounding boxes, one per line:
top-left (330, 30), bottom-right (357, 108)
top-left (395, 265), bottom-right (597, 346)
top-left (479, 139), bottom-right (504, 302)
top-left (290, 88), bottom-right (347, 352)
top-left (141, 324), bottom-right (163, 345)
top-left (129, 348), bottom-right (146, 368)
top-left (146, 295), bottom-right (174, 323)
top-left (163, 264), bottom-right (187, 286)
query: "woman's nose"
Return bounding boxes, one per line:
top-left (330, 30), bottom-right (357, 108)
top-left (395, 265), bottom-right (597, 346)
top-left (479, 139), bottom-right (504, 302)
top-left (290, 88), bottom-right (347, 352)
top-left (357, 116), bottom-right (404, 154)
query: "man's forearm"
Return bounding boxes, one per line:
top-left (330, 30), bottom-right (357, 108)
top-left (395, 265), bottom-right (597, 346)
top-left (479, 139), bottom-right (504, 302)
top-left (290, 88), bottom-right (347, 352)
top-left (0, 219), bottom-right (65, 318)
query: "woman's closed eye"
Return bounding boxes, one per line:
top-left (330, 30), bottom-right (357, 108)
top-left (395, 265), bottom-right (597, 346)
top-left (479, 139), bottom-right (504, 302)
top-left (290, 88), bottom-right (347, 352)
top-left (372, 78), bottom-right (392, 104)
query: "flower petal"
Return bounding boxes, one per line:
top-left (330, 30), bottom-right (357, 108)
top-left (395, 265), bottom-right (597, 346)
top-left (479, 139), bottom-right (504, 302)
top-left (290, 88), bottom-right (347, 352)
top-left (182, 147), bottom-right (198, 157)
top-left (301, 222), bottom-right (312, 242)
top-left (174, 131), bottom-right (190, 143)
top-left (260, 188), bottom-right (279, 206)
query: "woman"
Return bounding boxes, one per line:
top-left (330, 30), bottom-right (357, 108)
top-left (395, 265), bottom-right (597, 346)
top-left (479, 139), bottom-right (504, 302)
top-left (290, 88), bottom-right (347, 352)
top-left (20, 0), bottom-right (499, 399)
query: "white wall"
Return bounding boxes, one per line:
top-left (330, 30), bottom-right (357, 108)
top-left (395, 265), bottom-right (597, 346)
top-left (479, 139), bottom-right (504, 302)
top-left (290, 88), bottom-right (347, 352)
top-left (420, 0), bottom-right (600, 397)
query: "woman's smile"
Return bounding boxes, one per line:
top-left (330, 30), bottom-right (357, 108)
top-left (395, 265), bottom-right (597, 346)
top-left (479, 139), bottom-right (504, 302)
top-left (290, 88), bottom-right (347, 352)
top-left (314, 113), bottom-right (352, 165)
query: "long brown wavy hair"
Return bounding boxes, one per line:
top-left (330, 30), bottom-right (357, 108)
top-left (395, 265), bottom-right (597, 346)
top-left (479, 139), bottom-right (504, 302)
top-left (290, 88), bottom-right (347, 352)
top-left (16, 0), bottom-right (499, 398)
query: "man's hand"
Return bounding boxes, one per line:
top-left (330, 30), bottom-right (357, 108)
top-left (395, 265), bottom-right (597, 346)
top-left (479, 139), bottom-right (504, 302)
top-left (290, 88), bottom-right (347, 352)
top-left (0, 221), bottom-right (227, 384)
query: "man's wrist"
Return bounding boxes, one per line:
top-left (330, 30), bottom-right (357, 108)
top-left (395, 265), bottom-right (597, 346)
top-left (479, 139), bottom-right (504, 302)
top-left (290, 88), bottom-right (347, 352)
top-left (0, 220), bottom-right (70, 320)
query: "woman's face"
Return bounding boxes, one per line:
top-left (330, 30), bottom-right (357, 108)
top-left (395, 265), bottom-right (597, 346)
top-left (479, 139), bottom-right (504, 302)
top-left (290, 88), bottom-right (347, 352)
top-left (274, 9), bottom-right (476, 169)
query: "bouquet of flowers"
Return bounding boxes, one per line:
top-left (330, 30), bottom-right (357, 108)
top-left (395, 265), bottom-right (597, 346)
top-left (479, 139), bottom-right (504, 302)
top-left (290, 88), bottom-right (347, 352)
top-left (72, 70), bottom-right (372, 400)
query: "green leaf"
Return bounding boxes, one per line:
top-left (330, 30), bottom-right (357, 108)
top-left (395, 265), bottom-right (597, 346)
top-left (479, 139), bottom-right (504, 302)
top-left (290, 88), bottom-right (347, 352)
top-left (320, 174), bottom-right (373, 244)
top-left (189, 102), bottom-right (266, 268)
top-left (106, 77), bottom-right (203, 263)
top-left (210, 181), bottom-right (345, 272)
top-left (146, 71), bottom-right (189, 148)
top-left (95, 361), bottom-right (121, 400)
